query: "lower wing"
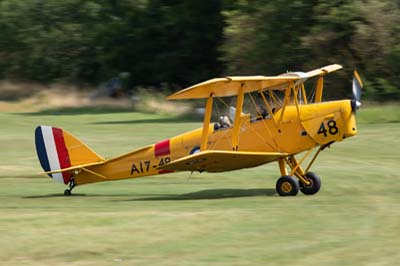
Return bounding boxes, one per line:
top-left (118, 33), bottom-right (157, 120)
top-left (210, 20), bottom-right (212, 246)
top-left (158, 150), bottom-right (287, 173)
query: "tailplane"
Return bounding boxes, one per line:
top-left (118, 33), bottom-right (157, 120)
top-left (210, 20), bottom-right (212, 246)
top-left (35, 125), bottom-right (105, 184)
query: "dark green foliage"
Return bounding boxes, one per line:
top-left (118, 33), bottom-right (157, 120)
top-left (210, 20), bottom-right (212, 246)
top-left (221, 0), bottom-right (400, 100)
top-left (0, 0), bottom-right (399, 100)
top-left (97, 0), bottom-right (224, 87)
top-left (0, 0), bottom-right (224, 87)
top-left (0, 0), bottom-right (104, 82)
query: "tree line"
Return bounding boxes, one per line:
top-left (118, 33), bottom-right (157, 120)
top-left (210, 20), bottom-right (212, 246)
top-left (0, 0), bottom-right (399, 100)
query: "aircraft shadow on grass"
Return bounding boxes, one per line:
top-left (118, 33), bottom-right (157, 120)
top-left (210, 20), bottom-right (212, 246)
top-left (23, 188), bottom-right (276, 200)
top-left (129, 188), bottom-right (277, 201)
top-left (23, 193), bottom-right (89, 198)
top-left (22, 193), bottom-right (160, 198)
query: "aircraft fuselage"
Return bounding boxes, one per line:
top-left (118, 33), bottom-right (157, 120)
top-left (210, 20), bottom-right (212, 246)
top-left (75, 99), bottom-right (356, 185)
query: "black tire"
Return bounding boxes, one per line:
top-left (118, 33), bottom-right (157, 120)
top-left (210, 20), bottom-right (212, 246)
top-left (64, 189), bottom-right (72, 196)
top-left (300, 172), bottom-right (321, 195)
top-left (276, 175), bottom-right (299, 196)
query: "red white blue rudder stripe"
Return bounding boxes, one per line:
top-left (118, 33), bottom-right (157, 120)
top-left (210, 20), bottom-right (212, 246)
top-left (35, 126), bottom-right (72, 184)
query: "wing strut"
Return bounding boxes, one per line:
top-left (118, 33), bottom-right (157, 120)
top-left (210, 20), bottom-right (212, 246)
top-left (200, 93), bottom-right (214, 151)
top-left (315, 76), bottom-right (324, 102)
top-left (232, 84), bottom-right (244, 151)
top-left (278, 81), bottom-right (293, 123)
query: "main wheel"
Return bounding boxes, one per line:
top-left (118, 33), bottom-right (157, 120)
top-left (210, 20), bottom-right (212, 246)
top-left (300, 172), bottom-right (321, 195)
top-left (64, 189), bottom-right (72, 196)
top-left (276, 175), bottom-right (299, 196)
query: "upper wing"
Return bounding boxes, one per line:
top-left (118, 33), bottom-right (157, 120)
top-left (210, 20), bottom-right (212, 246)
top-left (167, 76), bottom-right (299, 100)
top-left (269, 64), bottom-right (343, 90)
top-left (305, 64), bottom-right (342, 78)
top-left (158, 150), bottom-right (287, 173)
top-left (167, 64), bottom-right (342, 100)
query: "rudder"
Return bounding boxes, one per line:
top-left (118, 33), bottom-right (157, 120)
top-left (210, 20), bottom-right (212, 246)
top-left (35, 125), bottom-right (104, 184)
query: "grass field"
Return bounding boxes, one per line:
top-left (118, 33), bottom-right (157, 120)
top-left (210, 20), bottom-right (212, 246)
top-left (0, 105), bottom-right (399, 266)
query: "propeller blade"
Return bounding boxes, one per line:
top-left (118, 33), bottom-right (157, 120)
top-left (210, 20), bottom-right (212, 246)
top-left (352, 70), bottom-right (363, 108)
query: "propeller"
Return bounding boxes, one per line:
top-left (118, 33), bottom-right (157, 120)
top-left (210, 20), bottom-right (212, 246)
top-left (352, 70), bottom-right (363, 110)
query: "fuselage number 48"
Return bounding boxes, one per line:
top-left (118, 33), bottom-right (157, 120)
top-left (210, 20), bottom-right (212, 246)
top-left (318, 120), bottom-right (338, 137)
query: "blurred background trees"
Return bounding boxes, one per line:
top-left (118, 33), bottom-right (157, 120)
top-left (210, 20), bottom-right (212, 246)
top-left (0, 0), bottom-right (399, 100)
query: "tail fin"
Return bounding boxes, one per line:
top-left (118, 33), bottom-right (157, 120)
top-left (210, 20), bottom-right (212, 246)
top-left (35, 125), bottom-right (104, 184)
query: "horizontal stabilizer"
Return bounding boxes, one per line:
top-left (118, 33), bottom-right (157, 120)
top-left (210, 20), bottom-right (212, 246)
top-left (43, 161), bottom-right (105, 175)
top-left (158, 150), bottom-right (287, 173)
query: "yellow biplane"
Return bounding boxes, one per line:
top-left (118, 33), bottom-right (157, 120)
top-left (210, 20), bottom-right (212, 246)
top-left (35, 64), bottom-right (363, 196)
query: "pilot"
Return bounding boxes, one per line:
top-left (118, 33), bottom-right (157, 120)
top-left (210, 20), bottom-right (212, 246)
top-left (218, 115), bottom-right (231, 128)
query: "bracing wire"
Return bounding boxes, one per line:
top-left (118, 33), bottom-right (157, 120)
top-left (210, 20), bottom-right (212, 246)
top-left (213, 97), bottom-right (221, 118)
top-left (308, 79), bottom-right (317, 103)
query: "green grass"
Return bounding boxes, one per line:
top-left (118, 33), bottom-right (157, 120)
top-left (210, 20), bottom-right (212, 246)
top-left (357, 102), bottom-right (400, 123)
top-left (0, 105), bottom-right (400, 266)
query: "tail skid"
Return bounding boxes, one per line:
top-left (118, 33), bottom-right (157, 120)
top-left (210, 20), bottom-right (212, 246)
top-left (35, 125), bottom-right (105, 185)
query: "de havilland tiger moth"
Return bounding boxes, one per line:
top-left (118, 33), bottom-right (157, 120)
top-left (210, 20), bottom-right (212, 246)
top-left (35, 64), bottom-right (363, 196)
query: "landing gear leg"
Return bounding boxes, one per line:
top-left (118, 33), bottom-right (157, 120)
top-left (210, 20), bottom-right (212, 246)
top-left (286, 151), bottom-right (323, 196)
top-left (64, 178), bottom-right (76, 196)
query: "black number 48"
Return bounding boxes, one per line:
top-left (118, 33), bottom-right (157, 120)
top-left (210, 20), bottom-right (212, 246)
top-left (318, 120), bottom-right (338, 137)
